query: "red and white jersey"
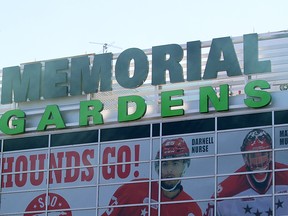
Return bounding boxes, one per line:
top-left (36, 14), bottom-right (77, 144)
top-left (204, 163), bottom-right (288, 216)
top-left (101, 178), bottom-right (202, 216)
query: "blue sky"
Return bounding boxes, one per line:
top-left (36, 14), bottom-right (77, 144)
top-left (0, 0), bottom-right (287, 68)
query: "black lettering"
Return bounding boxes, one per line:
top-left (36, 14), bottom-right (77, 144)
top-left (280, 130), bottom-right (288, 137)
top-left (191, 145), bottom-right (209, 153)
top-left (280, 138), bottom-right (288, 145)
top-left (192, 137), bottom-right (214, 145)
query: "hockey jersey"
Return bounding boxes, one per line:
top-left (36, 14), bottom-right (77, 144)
top-left (204, 163), bottom-right (288, 216)
top-left (101, 178), bottom-right (202, 216)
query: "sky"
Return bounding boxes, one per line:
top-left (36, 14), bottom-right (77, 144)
top-left (0, 0), bottom-right (287, 69)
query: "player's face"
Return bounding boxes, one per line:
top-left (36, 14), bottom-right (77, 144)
top-left (246, 152), bottom-right (270, 171)
top-left (161, 159), bottom-right (185, 187)
top-left (245, 151), bottom-right (271, 183)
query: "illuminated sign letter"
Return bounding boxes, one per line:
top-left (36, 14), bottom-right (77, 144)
top-left (244, 80), bottom-right (271, 108)
top-left (204, 37), bottom-right (242, 79)
top-left (244, 33), bottom-right (271, 75)
top-left (115, 48), bottom-right (148, 88)
top-left (1, 63), bottom-right (42, 104)
top-left (79, 100), bottom-right (104, 126)
top-left (200, 84), bottom-right (229, 113)
top-left (70, 55), bottom-right (92, 95)
top-left (70, 54), bottom-right (113, 95)
top-left (91, 53), bottom-right (113, 92)
top-left (37, 105), bottom-right (66, 131)
top-left (187, 40), bottom-right (202, 81)
top-left (118, 95), bottom-right (147, 122)
top-left (43, 59), bottom-right (69, 99)
top-left (161, 89), bottom-right (184, 117)
top-left (0, 109), bottom-right (26, 135)
top-left (152, 44), bottom-right (184, 85)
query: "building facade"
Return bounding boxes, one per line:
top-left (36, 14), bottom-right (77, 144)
top-left (0, 31), bottom-right (288, 215)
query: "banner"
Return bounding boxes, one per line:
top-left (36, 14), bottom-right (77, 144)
top-left (1, 126), bottom-right (288, 215)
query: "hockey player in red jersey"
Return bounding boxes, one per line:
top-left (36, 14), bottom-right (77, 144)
top-left (204, 129), bottom-right (288, 216)
top-left (101, 138), bottom-right (202, 216)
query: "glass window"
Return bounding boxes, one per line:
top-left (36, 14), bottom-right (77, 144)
top-left (51, 129), bottom-right (98, 147)
top-left (218, 112), bottom-right (272, 130)
top-left (0, 190), bottom-right (46, 215)
top-left (3, 135), bottom-right (49, 152)
top-left (274, 126), bottom-right (288, 149)
top-left (1, 149), bottom-right (48, 192)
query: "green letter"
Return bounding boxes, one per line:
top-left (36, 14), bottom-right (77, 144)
top-left (79, 100), bottom-right (104, 126)
top-left (161, 89), bottom-right (184, 117)
top-left (244, 80), bottom-right (271, 108)
top-left (37, 105), bottom-right (66, 131)
top-left (0, 110), bottom-right (26, 135)
top-left (200, 84), bottom-right (229, 113)
top-left (118, 95), bottom-right (146, 122)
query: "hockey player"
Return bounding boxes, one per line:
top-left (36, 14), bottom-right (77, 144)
top-left (101, 138), bottom-right (202, 216)
top-left (204, 129), bottom-right (288, 216)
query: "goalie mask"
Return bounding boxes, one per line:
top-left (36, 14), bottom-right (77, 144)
top-left (241, 129), bottom-right (272, 183)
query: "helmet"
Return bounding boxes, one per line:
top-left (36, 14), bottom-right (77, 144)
top-left (155, 138), bottom-right (190, 171)
top-left (156, 138), bottom-right (189, 159)
top-left (241, 129), bottom-right (272, 183)
top-left (241, 129), bottom-right (272, 152)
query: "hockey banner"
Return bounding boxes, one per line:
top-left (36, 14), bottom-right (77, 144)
top-left (1, 126), bottom-right (288, 215)
top-left (98, 135), bottom-right (215, 215)
top-left (1, 145), bottom-right (98, 215)
top-left (204, 127), bottom-right (288, 216)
